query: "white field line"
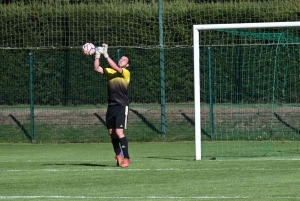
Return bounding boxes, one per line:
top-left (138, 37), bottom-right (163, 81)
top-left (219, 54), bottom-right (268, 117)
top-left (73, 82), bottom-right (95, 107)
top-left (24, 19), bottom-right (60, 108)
top-left (0, 195), bottom-right (299, 199)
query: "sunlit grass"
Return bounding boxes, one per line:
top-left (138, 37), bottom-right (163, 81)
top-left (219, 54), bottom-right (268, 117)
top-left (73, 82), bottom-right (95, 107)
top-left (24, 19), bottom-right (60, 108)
top-left (0, 142), bottom-right (299, 201)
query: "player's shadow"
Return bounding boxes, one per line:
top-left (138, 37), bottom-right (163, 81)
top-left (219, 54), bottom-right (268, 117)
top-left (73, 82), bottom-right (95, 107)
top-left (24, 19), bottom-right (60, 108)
top-left (93, 113), bottom-right (106, 126)
top-left (8, 114), bottom-right (31, 141)
top-left (42, 163), bottom-right (109, 167)
top-left (181, 113), bottom-right (212, 139)
top-left (130, 109), bottom-right (160, 134)
top-left (147, 156), bottom-right (193, 161)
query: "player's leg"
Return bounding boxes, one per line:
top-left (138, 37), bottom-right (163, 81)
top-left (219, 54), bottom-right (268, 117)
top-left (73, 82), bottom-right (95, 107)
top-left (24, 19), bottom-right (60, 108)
top-left (109, 129), bottom-right (122, 155)
top-left (115, 128), bottom-right (130, 168)
top-left (106, 106), bottom-right (123, 166)
top-left (115, 106), bottom-right (130, 168)
top-left (109, 129), bottom-right (123, 166)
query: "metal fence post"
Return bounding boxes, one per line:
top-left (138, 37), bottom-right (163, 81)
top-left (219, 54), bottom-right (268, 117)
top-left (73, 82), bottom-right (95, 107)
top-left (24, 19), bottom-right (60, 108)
top-left (29, 52), bottom-right (34, 142)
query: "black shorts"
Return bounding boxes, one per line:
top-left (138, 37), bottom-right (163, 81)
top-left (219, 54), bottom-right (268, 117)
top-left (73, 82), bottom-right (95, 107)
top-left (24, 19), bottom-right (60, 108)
top-left (106, 105), bottom-right (128, 129)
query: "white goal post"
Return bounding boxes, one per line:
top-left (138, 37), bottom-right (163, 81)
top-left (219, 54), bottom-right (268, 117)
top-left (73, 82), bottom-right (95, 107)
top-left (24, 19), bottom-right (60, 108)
top-left (193, 21), bottom-right (300, 161)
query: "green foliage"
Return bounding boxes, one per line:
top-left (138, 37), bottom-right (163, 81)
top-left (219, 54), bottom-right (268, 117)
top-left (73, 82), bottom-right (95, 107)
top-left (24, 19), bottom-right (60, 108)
top-left (1, 41), bottom-right (300, 105)
top-left (1, 1), bottom-right (300, 145)
top-left (1, 0), bottom-right (300, 105)
top-left (1, 1), bottom-right (300, 48)
top-left (0, 52), bottom-right (30, 105)
top-left (1, 48), bottom-right (195, 105)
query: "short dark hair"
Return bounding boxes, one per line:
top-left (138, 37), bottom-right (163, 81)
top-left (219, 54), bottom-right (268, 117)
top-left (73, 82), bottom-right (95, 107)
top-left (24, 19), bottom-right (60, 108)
top-left (123, 55), bottom-right (131, 65)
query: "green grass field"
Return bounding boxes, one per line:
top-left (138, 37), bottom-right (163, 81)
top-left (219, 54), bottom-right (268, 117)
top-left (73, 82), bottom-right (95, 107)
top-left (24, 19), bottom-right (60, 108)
top-left (1, 142), bottom-right (299, 201)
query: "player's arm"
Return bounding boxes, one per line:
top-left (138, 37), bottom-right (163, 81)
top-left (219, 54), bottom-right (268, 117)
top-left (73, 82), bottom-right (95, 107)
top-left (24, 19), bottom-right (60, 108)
top-left (102, 43), bottom-right (123, 74)
top-left (107, 57), bottom-right (123, 74)
top-left (94, 59), bottom-right (104, 74)
top-left (94, 47), bottom-right (104, 74)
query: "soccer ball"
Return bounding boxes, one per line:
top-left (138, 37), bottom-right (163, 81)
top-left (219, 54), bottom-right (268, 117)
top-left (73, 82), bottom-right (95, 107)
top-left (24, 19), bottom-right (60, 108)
top-left (82, 43), bottom-right (95, 55)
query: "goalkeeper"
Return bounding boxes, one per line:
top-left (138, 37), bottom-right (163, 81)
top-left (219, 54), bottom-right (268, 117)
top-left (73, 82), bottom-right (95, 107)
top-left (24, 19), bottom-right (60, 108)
top-left (94, 44), bottom-right (131, 168)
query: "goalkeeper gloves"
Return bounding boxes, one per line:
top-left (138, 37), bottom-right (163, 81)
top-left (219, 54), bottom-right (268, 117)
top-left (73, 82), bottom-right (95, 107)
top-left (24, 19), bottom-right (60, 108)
top-left (102, 43), bottom-right (109, 58)
top-left (95, 46), bottom-right (104, 60)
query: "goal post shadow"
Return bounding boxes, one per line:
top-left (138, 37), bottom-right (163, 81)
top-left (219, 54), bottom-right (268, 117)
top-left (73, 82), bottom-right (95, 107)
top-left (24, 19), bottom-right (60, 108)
top-left (273, 112), bottom-right (300, 135)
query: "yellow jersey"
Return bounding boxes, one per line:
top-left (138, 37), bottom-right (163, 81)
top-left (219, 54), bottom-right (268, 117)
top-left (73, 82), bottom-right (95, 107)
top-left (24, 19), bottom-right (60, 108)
top-left (103, 68), bottom-right (130, 106)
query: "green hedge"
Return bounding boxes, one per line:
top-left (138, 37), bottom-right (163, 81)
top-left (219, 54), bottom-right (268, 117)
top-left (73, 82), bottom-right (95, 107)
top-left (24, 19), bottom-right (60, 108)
top-left (1, 44), bottom-right (300, 105)
top-left (1, 0), bottom-right (300, 105)
top-left (0, 0), bottom-right (299, 48)
top-left (0, 48), bottom-right (195, 105)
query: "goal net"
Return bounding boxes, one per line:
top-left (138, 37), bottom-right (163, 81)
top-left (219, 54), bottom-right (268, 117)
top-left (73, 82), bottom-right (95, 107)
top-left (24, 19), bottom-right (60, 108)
top-left (193, 22), bottom-right (300, 160)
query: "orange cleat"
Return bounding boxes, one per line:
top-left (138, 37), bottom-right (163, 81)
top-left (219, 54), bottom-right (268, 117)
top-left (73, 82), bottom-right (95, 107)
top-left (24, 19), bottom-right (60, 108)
top-left (121, 158), bottom-right (130, 168)
top-left (115, 151), bottom-right (123, 166)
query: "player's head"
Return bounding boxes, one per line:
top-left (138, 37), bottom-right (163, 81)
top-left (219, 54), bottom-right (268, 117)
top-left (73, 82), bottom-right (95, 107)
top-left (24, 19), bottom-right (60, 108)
top-left (118, 55), bottom-right (130, 68)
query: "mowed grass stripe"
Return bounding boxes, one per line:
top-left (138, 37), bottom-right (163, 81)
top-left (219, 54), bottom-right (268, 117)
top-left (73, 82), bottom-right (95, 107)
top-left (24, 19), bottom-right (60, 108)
top-left (4, 167), bottom-right (300, 172)
top-left (0, 143), bottom-right (299, 201)
top-left (0, 195), bottom-right (300, 199)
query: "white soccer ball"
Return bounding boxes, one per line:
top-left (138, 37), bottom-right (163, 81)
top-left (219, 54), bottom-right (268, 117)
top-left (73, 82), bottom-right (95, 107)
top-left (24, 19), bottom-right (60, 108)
top-left (82, 43), bottom-right (95, 55)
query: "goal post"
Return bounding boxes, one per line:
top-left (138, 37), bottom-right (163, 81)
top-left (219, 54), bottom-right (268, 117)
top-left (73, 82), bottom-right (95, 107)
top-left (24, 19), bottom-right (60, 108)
top-left (193, 22), bottom-right (300, 161)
